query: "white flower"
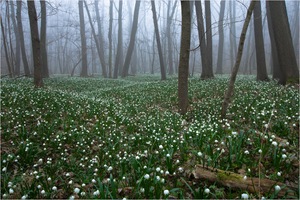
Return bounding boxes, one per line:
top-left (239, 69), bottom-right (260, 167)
top-left (275, 185), bottom-right (281, 191)
top-left (47, 177), bottom-right (52, 181)
top-left (156, 167), bottom-right (160, 172)
top-left (2, 167), bottom-right (7, 172)
top-left (41, 190), bottom-right (45, 195)
top-left (122, 198), bottom-right (126, 200)
top-left (166, 154), bottom-right (170, 157)
top-left (243, 176), bottom-right (247, 180)
top-left (80, 192), bottom-right (86, 196)
top-left (108, 166), bottom-right (113, 171)
top-left (178, 167), bottom-right (184, 172)
top-left (92, 179), bottom-right (97, 183)
top-left (204, 188), bottom-right (210, 194)
top-left (74, 188), bottom-right (80, 194)
top-left (272, 141), bottom-right (278, 146)
top-left (140, 187), bottom-right (145, 193)
top-left (244, 150), bottom-right (249, 155)
top-left (277, 172), bottom-right (281, 176)
top-left (21, 195), bottom-right (27, 199)
top-left (66, 172), bottom-right (70, 177)
top-left (159, 145), bottom-right (163, 149)
top-left (241, 193), bottom-right (249, 199)
top-left (52, 186), bottom-right (57, 191)
top-left (282, 154), bottom-right (287, 159)
top-left (9, 188), bottom-right (14, 194)
top-left (165, 171), bottom-right (170, 175)
top-left (163, 189), bottom-right (170, 195)
top-left (68, 180), bottom-right (73, 185)
top-left (156, 176), bottom-right (160, 181)
top-left (93, 190), bottom-right (100, 196)
top-left (144, 174), bottom-right (150, 180)
top-left (197, 152), bottom-right (203, 157)
top-left (258, 149), bottom-right (262, 153)
top-left (69, 195), bottom-right (75, 200)
top-left (37, 185), bottom-right (42, 189)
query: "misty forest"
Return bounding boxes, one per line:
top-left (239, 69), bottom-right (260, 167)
top-left (1, 0), bottom-right (299, 199)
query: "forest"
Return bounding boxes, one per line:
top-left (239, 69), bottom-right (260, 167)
top-left (1, 0), bottom-right (299, 199)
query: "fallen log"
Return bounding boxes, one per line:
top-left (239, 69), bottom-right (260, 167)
top-left (191, 165), bottom-right (297, 198)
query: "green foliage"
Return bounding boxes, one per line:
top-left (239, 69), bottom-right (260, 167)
top-left (0, 76), bottom-right (299, 199)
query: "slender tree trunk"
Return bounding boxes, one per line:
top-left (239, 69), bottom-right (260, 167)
top-left (178, 1), bottom-right (191, 115)
top-left (216, 0), bottom-right (225, 74)
top-left (27, 0), bottom-right (43, 87)
top-left (268, 1), bottom-right (299, 84)
top-left (151, 1), bottom-right (166, 80)
top-left (221, 0), bottom-right (256, 119)
top-left (0, 17), bottom-right (13, 77)
top-left (121, 0), bottom-right (141, 78)
top-left (40, 0), bottom-right (49, 78)
top-left (113, 0), bottom-right (123, 79)
top-left (254, 0), bottom-right (269, 81)
top-left (10, 1), bottom-right (21, 76)
top-left (166, 0), bottom-right (177, 75)
top-left (17, 0), bottom-right (30, 76)
top-left (205, 0), bottom-right (213, 77)
top-left (78, 0), bottom-right (88, 77)
top-left (108, 0), bottom-right (113, 78)
top-left (84, 0), bottom-right (107, 77)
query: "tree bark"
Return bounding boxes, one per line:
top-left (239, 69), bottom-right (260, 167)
top-left (84, 0), bottom-right (107, 78)
top-left (121, 0), bottom-right (141, 78)
top-left (17, 0), bottom-right (30, 76)
top-left (221, 0), bottom-right (256, 119)
top-left (205, 0), bottom-right (213, 76)
top-left (108, 0), bottom-right (113, 78)
top-left (151, 1), bottom-right (166, 80)
top-left (40, 0), bottom-right (49, 78)
top-left (78, 0), bottom-right (88, 77)
top-left (113, 0), bottom-right (123, 79)
top-left (216, 0), bottom-right (225, 74)
top-left (166, 0), bottom-right (177, 75)
top-left (178, 1), bottom-right (191, 115)
top-left (27, 0), bottom-right (43, 87)
top-left (268, 1), bottom-right (299, 85)
top-left (253, 0), bottom-right (269, 81)
top-left (192, 165), bottom-right (297, 198)
top-left (0, 17), bottom-right (13, 78)
top-left (10, 0), bottom-right (21, 76)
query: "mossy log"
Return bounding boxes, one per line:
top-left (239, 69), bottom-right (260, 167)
top-left (192, 165), bottom-right (296, 197)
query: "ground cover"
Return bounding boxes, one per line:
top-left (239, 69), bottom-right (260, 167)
top-left (1, 75), bottom-right (299, 199)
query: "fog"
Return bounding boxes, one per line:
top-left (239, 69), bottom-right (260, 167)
top-left (1, 0), bottom-right (299, 76)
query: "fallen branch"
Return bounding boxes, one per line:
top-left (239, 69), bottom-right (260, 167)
top-left (191, 165), bottom-right (296, 198)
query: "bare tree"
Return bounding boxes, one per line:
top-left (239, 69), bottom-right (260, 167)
top-left (40, 0), bottom-right (49, 78)
top-left (151, 0), bottom-right (166, 80)
top-left (0, 16), bottom-right (13, 77)
top-left (84, 0), bottom-right (107, 78)
top-left (108, 0), bottom-right (113, 78)
top-left (17, 0), bottom-right (30, 76)
top-left (268, 1), bottom-right (299, 84)
top-left (27, 0), bottom-right (43, 87)
top-left (205, 0), bottom-right (213, 75)
top-left (121, 0), bottom-right (141, 78)
top-left (113, 0), bottom-right (123, 79)
top-left (166, 0), bottom-right (177, 75)
top-left (9, 1), bottom-right (21, 76)
top-left (216, 0), bottom-right (225, 74)
top-left (253, 0), bottom-right (269, 81)
top-left (178, 1), bottom-right (191, 115)
top-left (78, 0), bottom-right (88, 77)
top-left (221, 0), bottom-right (256, 118)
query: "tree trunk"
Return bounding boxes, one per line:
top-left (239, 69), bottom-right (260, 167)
top-left (27, 0), bottom-right (43, 87)
top-left (205, 0), bottom-right (213, 77)
top-left (17, 0), bottom-right (30, 76)
top-left (78, 0), bottom-right (88, 77)
top-left (166, 0), bottom-right (177, 75)
top-left (221, 0), bottom-right (256, 119)
top-left (151, 1), bottom-right (166, 80)
top-left (84, 0), bottom-right (107, 78)
top-left (0, 17), bottom-right (13, 77)
top-left (113, 0), bottom-right (123, 79)
top-left (268, 1), bottom-right (299, 85)
top-left (40, 0), bottom-right (49, 78)
top-left (108, 0), bottom-right (113, 78)
top-left (178, 1), bottom-right (191, 115)
top-left (10, 0), bottom-right (21, 76)
top-left (121, 0), bottom-right (141, 78)
top-left (253, 0), bottom-right (269, 81)
top-left (216, 0), bottom-right (225, 74)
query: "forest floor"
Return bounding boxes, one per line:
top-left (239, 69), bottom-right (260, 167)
top-left (1, 75), bottom-right (299, 199)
